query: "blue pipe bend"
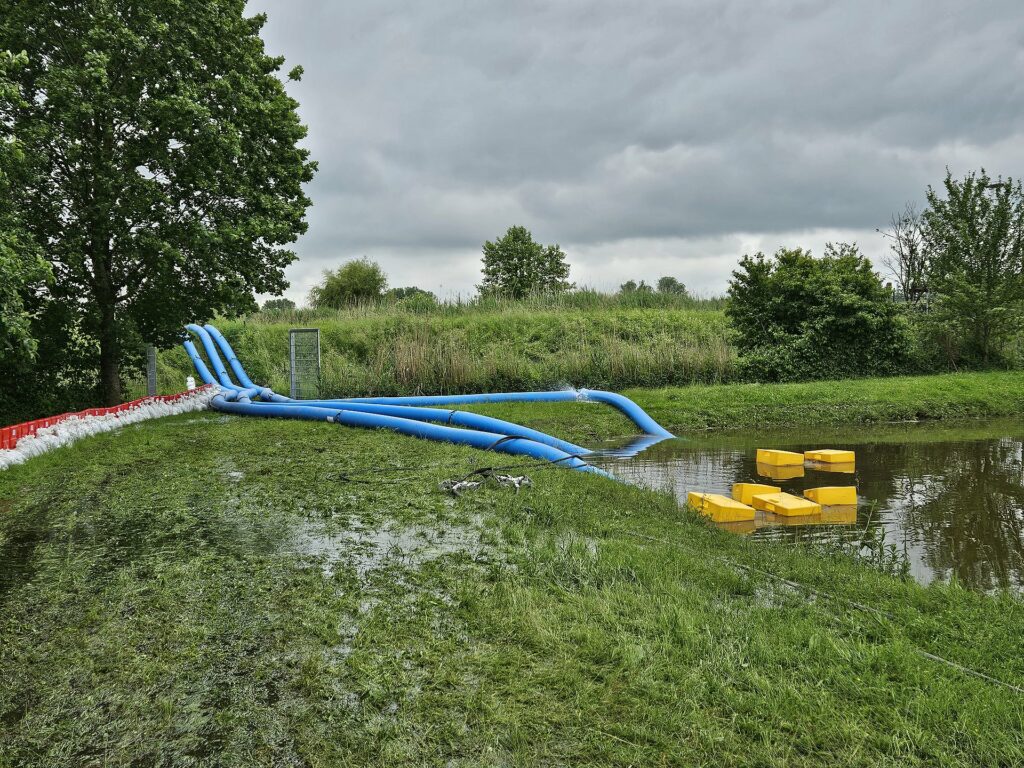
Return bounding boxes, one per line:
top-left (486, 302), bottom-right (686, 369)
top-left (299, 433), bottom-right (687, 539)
top-left (184, 322), bottom-right (672, 474)
top-left (210, 395), bottom-right (607, 476)
top-left (204, 324), bottom-right (258, 390)
top-left (343, 390), bottom-right (673, 438)
top-left (266, 399), bottom-right (590, 455)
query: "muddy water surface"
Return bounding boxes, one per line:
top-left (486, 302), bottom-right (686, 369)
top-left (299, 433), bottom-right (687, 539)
top-left (594, 418), bottom-right (1024, 593)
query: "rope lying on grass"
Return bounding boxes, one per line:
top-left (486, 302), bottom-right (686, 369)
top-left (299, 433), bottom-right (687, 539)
top-left (621, 529), bottom-right (1024, 696)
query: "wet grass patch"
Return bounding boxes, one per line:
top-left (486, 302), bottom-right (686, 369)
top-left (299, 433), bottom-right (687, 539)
top-left (1, 412), bottom-right (1022, 766)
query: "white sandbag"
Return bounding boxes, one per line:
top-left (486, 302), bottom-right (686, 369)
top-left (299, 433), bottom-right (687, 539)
top-left (0, 387), bottom-right (218, 471)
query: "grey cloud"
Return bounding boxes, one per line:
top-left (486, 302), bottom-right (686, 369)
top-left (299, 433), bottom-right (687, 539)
top-left (249, 0), bottom-right (1024, 301)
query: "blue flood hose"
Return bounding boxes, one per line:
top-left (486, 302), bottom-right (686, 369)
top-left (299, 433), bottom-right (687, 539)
top-left (204, 324), bottom-right (258, 390)
top-left (197, 324), bottom-right (670, 438)
top-left (187, 328), bottom-right (588, 454)
top-left (186, 324), bottom-right (241, 390)
top-left (210, 395), bottom-right (607, 476)
top-left (344, 390), bottom-right (673, 438)
top-left (263, 399), bottom-right (590, 455)
top-left (195, 323), bottom-right (670, 439)
top-left (186, 330), bottom-right (603, 471)
top-left (183, 339), bottom-right (218, 386)
top-left (183, 322), bottom-right (668, 474)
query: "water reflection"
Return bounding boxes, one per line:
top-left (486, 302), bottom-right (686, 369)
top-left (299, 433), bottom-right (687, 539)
top-left (594, 420), bottom-right (1024, 593)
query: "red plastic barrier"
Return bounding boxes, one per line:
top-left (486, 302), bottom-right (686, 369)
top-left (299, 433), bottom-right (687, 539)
top-left (0, 384), bottom-right (213, 450)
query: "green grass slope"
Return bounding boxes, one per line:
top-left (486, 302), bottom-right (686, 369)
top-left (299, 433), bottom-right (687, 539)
top-left (1, 412), bottom-right (1022, 766)
top-left (153, 305), bottom-right (734, 398)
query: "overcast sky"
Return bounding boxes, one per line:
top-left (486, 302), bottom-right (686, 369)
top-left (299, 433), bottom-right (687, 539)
top-left (249, 0), bottom-right (1024, 304)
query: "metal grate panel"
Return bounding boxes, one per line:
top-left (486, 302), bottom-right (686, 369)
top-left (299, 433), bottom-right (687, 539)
top-left (289, 328), bottom-right (321, 399)
top-left (146, 344), bottom-right (158, 396)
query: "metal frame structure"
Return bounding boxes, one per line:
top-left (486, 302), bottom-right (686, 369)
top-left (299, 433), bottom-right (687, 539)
top-left (288, 328), bottom-right (321, 400)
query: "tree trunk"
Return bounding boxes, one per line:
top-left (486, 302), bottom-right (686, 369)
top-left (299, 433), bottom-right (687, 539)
top-left (98, 299), bottom-right (121, 406)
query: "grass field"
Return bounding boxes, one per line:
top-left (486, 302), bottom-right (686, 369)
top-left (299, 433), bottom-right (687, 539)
top-left (2, 411), bottom-right (1023, 766)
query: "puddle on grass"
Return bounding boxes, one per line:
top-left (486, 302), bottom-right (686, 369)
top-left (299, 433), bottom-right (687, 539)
top-left (593, 418), bottom-right (1024, 593)
top-left (289, 517), bottom-right (490, 579)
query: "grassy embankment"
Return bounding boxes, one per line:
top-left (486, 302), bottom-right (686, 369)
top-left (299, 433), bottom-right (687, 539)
top-left (2, 412), bottom-right (1023, 766)
top-left (150, 300), bottom-right (735, 399)
top-left (147, 301), bottom-right (1024, 438)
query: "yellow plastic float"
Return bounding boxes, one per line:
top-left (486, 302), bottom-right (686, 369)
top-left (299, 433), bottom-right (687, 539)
top-left (803, 486), bottom-right (857, 505)
top-left (686, 492), bottom-right (756, 523)
top-left (756, 449), bottom-right (805, 466)
top-left (756, 462), bottom-right (805, 480)
top-left (805, 449), bottom-right (855, 464)
top-left (750, 492), bottom-right (822, 516)
top-left (732, 482), bottom-right (781, 505)
top-left (819, 506), bottom-right (858, 524)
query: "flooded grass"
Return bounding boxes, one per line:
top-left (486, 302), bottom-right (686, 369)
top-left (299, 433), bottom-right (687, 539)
top-left (1, 412), bottom-right (1023, 765)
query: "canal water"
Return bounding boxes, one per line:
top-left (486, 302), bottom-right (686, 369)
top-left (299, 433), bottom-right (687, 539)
top-left (593, 418), bottom-right (1024, 593)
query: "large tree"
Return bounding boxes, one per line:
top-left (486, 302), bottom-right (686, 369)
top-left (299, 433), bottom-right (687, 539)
top-left (478, 226), bottom-right (572, 299)
top-left (923, 170), bottom-right (1024, 365)
top-left (0, 1), bottom-right (315, 404)
top-left (0, 50), bottom-right (50, 364)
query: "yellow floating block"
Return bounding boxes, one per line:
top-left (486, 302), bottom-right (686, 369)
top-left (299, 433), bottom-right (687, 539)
top-left (756, 462), bottom-right (805, 480)
top-left (756, 449), bottom-right (806, 466)
top-left (803, 486), bottom-right (857, 506)
top-left (810, 461), bottom-right (856, 474)
top-left (716, 520), bottom-right (757, 535)
top-left (686, 492), bottom-right (756, 523)
top-left (820, 505), bottom-right (858, 525)
top-left (804, 449), bottom-right (855, 464)
top-left (732, 482), bottom-right (782, 506)
top-left (751, 492), bottom-right (822, 517)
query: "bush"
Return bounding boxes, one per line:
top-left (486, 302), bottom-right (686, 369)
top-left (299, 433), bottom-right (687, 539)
top-left (262, 297), bottom-right (296, 311)
top-left (309, 258), bottom-right (387, 308)
top-left (726, 244), bottom-right (909, 381)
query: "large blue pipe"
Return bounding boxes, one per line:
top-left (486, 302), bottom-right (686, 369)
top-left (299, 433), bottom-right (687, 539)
top-left (205, 324), bottom-right (258, 390)
top-left (183, 322), bottom-right (671, 474)
top-left (198, 324), bottom-right (671, 438)
top-left (185, 327), bottom-right (603, 473)
top-left (190, 326), bottom-right (589, 454)
top-left (186, 324), bottom-right (241, 391)
top-left (210, 395), bottom-right (604, 475)
top-left (343, 390), bottom-right (673, 438)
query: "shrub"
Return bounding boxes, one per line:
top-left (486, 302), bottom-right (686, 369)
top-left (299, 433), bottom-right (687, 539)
top-left (726, 244), bottom-right (909, 381)
top-left (309, 258), bottom-right (388, 308)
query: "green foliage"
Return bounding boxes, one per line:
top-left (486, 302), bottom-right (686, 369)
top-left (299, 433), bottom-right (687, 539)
top-left (309, 258), bottom-right (388, 308)
top-left (618, 279), bottom-right (653, 293)
top-left (0, 1), bottom-right (315, 404)
top-left (923, 170), bottom-right (1024, 366)
top-left (479, 226), bottom-right (573, 299)
top-left (726, 244), bottom-right (909, 381)
top-left (385, 286), bottom-right (434, 301)
top-left (261, 297), bottom-right (296, 311)
top-left (0, 52), bottom-right (50, 364)
top-left (656, 276), bottom-right (688, 296)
